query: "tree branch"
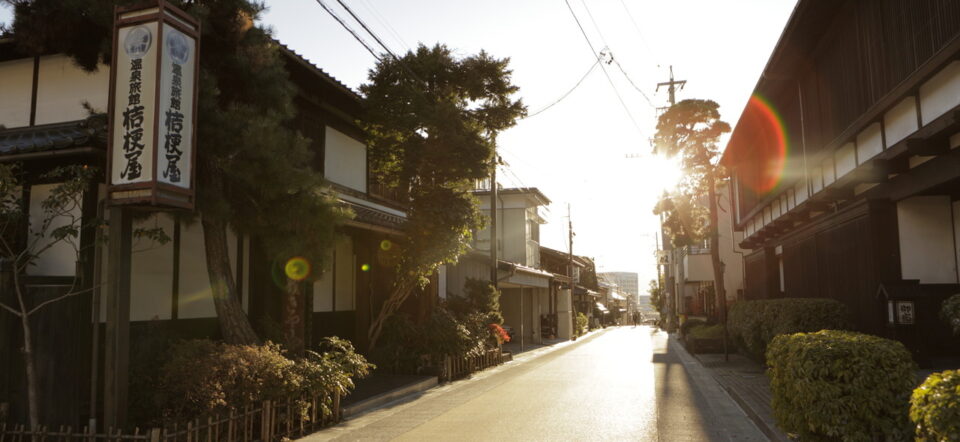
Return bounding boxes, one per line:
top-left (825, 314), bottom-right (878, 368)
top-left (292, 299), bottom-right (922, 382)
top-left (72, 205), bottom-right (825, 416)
top-left (0, 301), bottom-right (22, 317)
top-left (26, 284), bottom-right (99, 317)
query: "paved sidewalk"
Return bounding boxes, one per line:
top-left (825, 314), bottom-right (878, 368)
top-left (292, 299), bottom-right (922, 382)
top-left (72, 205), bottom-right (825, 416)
top-left (692, 350), bottom-right (791, 441)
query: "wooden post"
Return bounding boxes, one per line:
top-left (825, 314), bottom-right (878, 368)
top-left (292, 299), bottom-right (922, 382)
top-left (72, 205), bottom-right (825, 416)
top-left (103, 206), bottom-right (132, 430)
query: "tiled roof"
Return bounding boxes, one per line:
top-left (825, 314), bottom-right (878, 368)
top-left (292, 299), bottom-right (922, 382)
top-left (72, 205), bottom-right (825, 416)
top-left (342, 199), bottom-right (405, 230)
top-left (276, 41), bottom-right (364, 102)
top-left (0, 116), bottom-right (107, 156)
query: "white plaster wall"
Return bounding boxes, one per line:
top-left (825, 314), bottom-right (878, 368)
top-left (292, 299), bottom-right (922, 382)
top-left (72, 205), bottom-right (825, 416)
top-left (684, 253), bottom-right (713, 282)
top-left (27, 183), bottom-right (81, 277)
top-left (811, 167), bottom-right (823, 194)
top-left (822, 158), bottom-right (836, 186)
top-left (334, 237), bottom-right (355, 311)
top-left (795, 181), bottom-right (808, 204)
top-left (0, 58), bottom-right (33, 128)
top-left (178, 219), bottom-right (238, 318)
top-left (130, 214), bottom-right (175, 321)
top-left (884, 97), bottom-right (919, 146)
top-left (313, 265), bottom-right (334, 312)
top-left (35, 55), bottom-right (109, 125)
top-left (897, 196), bottom-right (958, 284)
top-left (920, 60), bottom-right (960, 126)
top-left (835, 143), bottom-right (856, 177)
top-left (324, 127), bottom-right (367, 192)
top-left (856, 123), bottom-right (884, 163)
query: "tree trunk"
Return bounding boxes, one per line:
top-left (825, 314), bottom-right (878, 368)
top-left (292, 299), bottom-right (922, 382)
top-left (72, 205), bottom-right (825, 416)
top-left (282, 278), bottom-right (304, 356)
top-left (707, 174), bottom-right (728, 323)
top-left (201, 215), bottom-right (260, 345)
top-left (19, 309), bottom-right (38, 429)
top-left (367, 276), bottom-right (417, 349)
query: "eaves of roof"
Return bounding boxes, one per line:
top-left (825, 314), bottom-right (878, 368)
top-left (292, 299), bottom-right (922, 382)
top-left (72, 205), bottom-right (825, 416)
top-left (0, 116), bottom-right (107, 157)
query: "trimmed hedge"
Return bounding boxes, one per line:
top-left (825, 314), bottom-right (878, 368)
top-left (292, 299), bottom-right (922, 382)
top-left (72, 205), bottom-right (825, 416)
top-left (679, 318), bottom-right (707, 337)
top-left (728, 298), bottom-right (849, 361)
top-left (910, 370), bottom-right (960, 440)
top-left (767, 330), bottom-right (916, 441)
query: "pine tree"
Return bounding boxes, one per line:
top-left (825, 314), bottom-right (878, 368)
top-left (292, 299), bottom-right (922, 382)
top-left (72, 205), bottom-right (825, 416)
top-left (361, 44), bottom-right (525, 348)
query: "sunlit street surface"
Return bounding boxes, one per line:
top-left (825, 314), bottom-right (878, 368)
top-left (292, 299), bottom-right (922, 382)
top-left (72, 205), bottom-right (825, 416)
top-left (307, 327), bottom-right (764, 441)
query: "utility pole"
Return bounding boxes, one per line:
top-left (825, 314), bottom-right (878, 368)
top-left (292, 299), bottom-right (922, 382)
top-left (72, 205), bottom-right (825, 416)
top-left (567, 204), bottom-right (575, 318)
top-left (490, 155), bottom-right (499, 290)
top-left (656, 65), bottom-right (686, 106)
top-left (654, 66), bottom-right (687, 333)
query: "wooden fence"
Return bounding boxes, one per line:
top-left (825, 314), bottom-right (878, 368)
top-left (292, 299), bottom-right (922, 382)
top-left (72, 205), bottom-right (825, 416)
top-left (0, 392), bottom-right (339, 442)
top-left (441, 348), bottom-right (504, 382)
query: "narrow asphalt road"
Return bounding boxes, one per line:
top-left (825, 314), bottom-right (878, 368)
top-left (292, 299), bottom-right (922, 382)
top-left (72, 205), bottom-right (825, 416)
top-left (304, 326), bottom-right (766, 441)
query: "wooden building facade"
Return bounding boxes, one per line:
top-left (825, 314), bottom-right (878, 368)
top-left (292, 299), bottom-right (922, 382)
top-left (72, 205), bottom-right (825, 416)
top-left (722, 0), bottom-right (960, 364)
top-left (0, 38), bottom-right (408, 427)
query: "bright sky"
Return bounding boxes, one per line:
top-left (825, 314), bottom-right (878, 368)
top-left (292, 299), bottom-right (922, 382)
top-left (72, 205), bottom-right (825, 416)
top-left (0, 0), bottom-right (798, 290)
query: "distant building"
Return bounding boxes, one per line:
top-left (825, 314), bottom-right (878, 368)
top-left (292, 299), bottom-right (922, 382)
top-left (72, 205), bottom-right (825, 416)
top-left (599, 272), bottom-right (639, 298)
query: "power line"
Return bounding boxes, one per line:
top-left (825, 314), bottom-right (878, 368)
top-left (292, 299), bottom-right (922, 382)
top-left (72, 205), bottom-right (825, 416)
top-left (563, 0), bottom-right (645, 136)
top-left (312, 0), bottom-right (381, 61)
top-left (332, 0), bottom-right (426, 85)
top-left (617, 0), bottom-right (660, 64)
top-left (608, 51), bottom-right (655, 108)
top-left (357, 0), bottom-right (411, 53)
top-left (525, 59), bottom-right (600, 118)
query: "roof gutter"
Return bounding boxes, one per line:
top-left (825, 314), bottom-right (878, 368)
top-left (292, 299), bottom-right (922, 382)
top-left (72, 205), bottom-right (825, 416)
top-left (0, 147), bottom-right (104, 163)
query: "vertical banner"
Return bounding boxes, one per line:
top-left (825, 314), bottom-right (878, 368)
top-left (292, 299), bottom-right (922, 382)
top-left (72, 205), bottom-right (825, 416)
top-left (157, 26), bottom-right (195, 188)
top-left (112, 22), bottom-right (158, 185)
top-left (107, 1), bottom-right (199, 209)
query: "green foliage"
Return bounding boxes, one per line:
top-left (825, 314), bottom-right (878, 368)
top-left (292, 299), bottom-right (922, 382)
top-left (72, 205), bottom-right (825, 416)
top-left (680, 318), bottom-right (707, 337)
top-left (155, 338), bottom-right (371, 423)
top-left (688, 324), bottom-right (725, 340)
top-left (910, 370), bottom-right (960, 441)
top-left (728, 298), bottom-right (849, 362)
top-left (574, 312), bottom-right (588, 337)
top-left (424, 307), bottom-right (484, 359)
top-left (370, 313), bottom-right (425, 373)
top-left (767, 330), bottom-right (916, 441)
top-left (648, 279), bottom-right (664, 316)
top-left (361, 44), bottom-right (525, 346)
top-left (447, 278), bottom-right (503, 325)
top-left (939, 294), bottom-right (960, 335)
top-left (653, 99), bottom-right (731, 246)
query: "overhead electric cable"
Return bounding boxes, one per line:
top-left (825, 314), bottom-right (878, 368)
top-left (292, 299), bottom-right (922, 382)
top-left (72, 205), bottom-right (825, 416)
top-left (563, 0), bottom-right (645, 136)
top-left (358, 0), bottom-right (412, 53)
top-left (609, 54), bottom-right (655, 108)
top-left (313, 0), bottom-right (381, 61)
top-left (526, 59), bottom-right (600, 118)
top-left (618, 0), bottom-right (660, 63)
top-left (332, 0), bottom-right (426, 84)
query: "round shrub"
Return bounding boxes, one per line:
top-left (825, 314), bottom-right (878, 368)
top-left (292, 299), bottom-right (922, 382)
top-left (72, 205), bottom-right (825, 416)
top-left (767, 330), bottom-right (916, 441)
top-left (575, 312), bottom-right (588, 337)
top-left (940, 294), bottom-right (960, 335)
top-left (910, 370), bottom-right (960, 440)
top-left (728, 298), bottom-right (849, 361)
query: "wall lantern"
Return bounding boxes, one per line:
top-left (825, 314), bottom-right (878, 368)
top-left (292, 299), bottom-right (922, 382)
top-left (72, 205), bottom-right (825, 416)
top-left (107, 0), bottom-right (200, 209)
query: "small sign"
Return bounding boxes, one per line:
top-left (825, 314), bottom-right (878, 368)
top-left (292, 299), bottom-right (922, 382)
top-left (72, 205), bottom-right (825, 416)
top-left (107, 1), bottom-right (199, 209)
top-left (896, 301), bottom-right (915, 325)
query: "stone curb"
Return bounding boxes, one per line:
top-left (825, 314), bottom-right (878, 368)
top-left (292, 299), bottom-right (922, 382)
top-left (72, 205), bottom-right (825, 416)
top-left (341, 377), bottom-right (438, 418)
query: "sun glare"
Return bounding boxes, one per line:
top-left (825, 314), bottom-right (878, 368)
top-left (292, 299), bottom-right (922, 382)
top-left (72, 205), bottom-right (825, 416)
top-left (643, 155), bottom-right (683, 192)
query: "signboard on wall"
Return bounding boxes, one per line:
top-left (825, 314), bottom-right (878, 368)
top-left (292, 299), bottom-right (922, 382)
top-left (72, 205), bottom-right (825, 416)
top-left (108, 1), bottom-right (199, 209)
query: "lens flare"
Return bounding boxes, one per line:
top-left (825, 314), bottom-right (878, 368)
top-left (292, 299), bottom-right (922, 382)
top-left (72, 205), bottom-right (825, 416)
top-left (361, 263), bottom-right (371, 272)
top-left (380, 240), bottom-right (393, 251)
top-left (284, 257), bottom-right (311, 281)
top-left (740, 94), bottom-right (788, 194)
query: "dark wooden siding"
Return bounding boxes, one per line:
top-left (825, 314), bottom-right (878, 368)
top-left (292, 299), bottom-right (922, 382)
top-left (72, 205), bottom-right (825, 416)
top-left (743, 250), bottom-right (768, 300)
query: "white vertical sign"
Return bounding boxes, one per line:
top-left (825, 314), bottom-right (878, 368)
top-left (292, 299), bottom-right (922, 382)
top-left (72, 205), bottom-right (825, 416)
top-left (111, 22), bottom-right (158, 185)
top-left (157, 26), bottom-right (195, 188)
